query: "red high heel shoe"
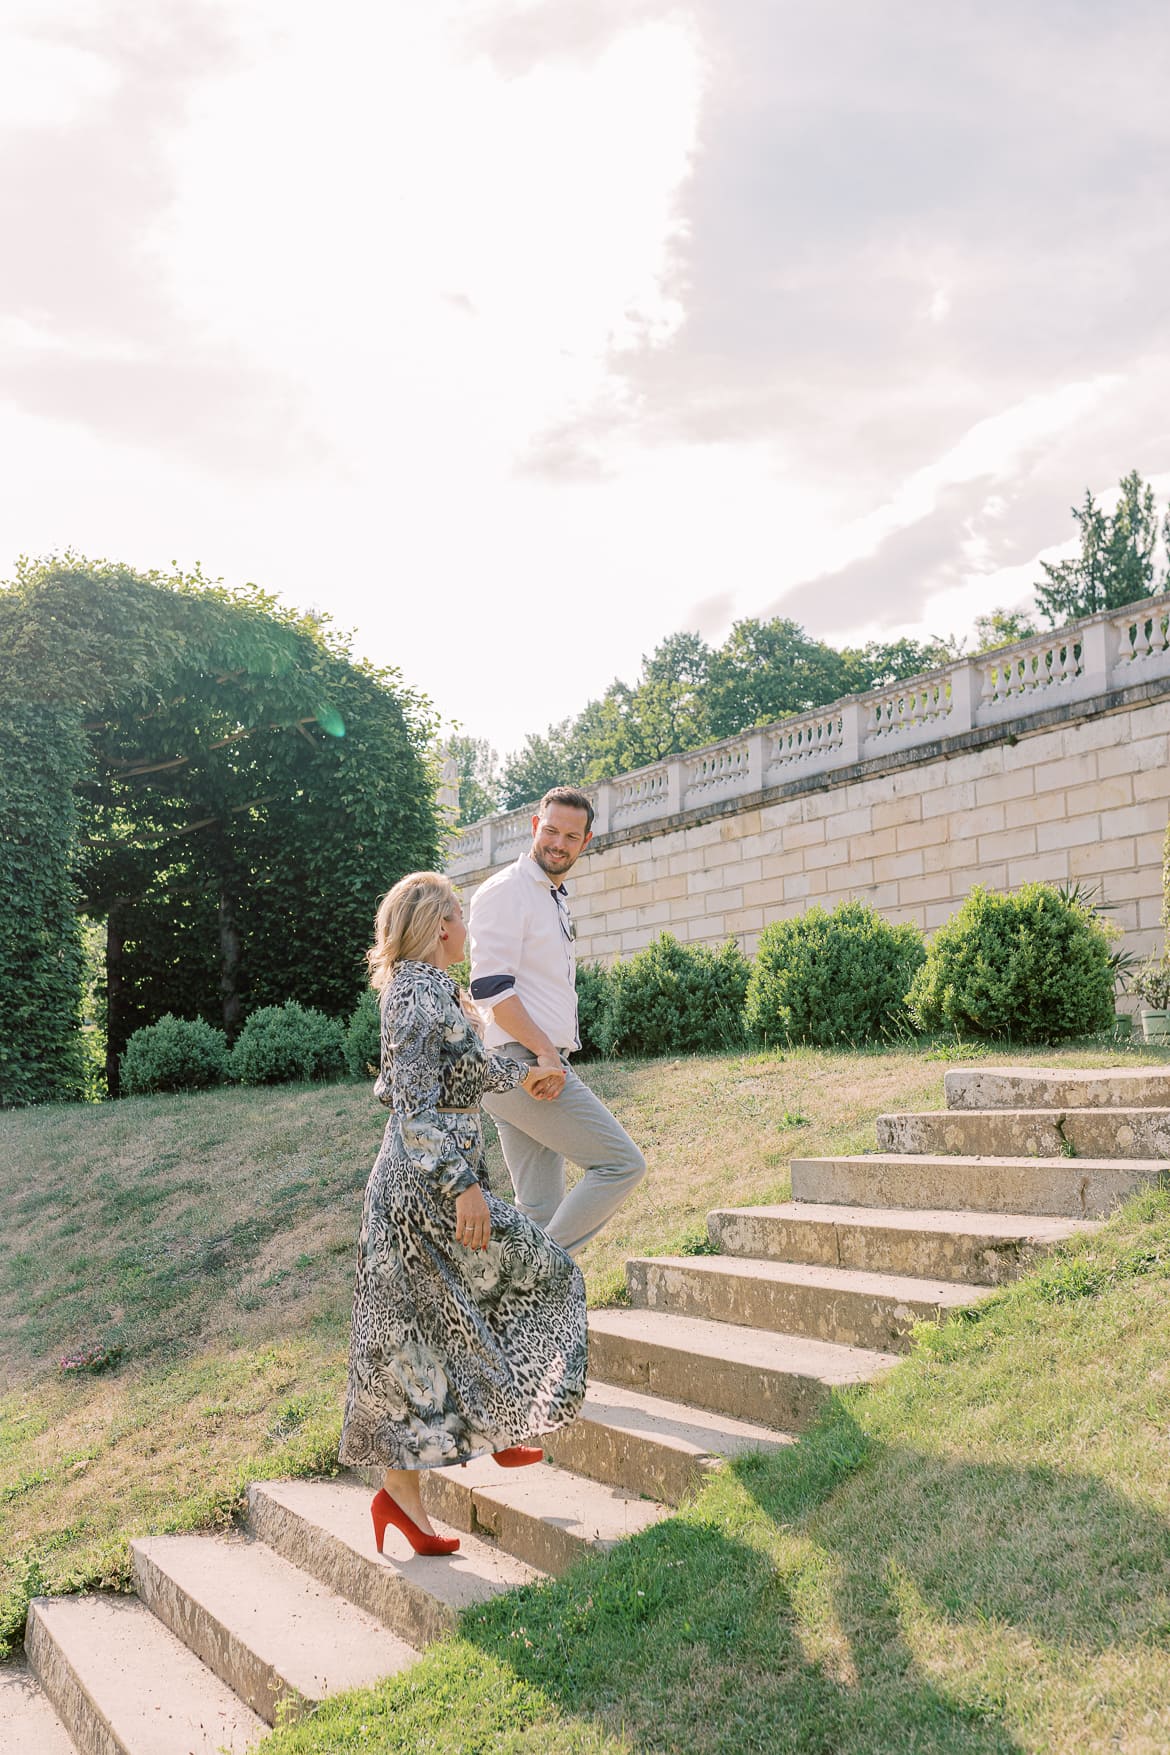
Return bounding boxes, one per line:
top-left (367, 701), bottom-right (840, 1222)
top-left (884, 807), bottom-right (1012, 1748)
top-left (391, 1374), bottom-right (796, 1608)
top-left (371, 1488), bottom-right (460, 1556)
top-left (492, 1446), bottom-right (543, 1467)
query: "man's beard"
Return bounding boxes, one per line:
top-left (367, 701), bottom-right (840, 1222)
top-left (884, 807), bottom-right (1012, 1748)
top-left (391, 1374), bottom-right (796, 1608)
top-left (533, 845), bottom-right (575, 877)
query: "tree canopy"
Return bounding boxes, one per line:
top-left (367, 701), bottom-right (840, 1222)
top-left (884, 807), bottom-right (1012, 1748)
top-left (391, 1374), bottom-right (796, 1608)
top-left (1, 556), bottom-right (438, 1105)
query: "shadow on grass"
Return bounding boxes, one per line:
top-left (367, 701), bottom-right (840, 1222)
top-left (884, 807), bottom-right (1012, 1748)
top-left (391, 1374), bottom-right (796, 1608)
top-left (457, 1399), bottom-right (1170, 1755)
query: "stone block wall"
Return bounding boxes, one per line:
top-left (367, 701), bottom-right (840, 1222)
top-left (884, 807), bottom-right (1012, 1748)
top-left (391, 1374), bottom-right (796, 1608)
top-left (462, 696), bottom-right (1169, 973)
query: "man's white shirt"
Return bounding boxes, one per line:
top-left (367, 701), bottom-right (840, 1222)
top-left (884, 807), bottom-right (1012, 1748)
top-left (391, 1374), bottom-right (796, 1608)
top-left (468, 853), bottom-right (580, 1053)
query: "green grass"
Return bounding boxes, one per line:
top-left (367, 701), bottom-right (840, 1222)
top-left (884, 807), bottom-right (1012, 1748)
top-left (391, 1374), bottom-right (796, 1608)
top-left (3, 1039), bottom-right (1170, 1749)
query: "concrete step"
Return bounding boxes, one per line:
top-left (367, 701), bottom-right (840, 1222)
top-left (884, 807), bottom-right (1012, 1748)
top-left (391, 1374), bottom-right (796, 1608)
top-left (587, 1307), bottom-right (898, 1429)
top-left (131, 1533), bottom-right (418, 1726)
top-left (540, 1379), bottom-right (794, 1504)
top-left (878, 1107), bottom-right (1170, 1160)
top-left (945, 1066), bottom-right (1170, 1111)
top-left (247, 1476), bottom-right (540, 1653)
top-left (0, 1661), bottom-right (80, 1754)
top-left (626, 1253), bottom-right (983, 1353)
top-left (708, 1201), bottom-right (1100, 1285)
top-left (419, 1455), bottom-right (668, 1574)
top-left (25, 1594), bottom-right (264, 1755)
top-left (791, 1152), bottom-right (1167, 1218)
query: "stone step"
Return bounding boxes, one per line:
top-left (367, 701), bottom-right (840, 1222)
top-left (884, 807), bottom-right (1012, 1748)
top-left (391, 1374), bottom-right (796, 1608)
top-left (248, 1477), bottom-right (540, 1653)
top-left (879, 1107), bottom-right (1170, 1160)
top-left (131, 1533), bottom-right (418, 1726)
top-left (25, 1594), bottom-right (264, 1755)
top-left (707, 1201), bottom-right (1099, 1285)
top-left (540, 1379), bottom-right (794, 1504)
top-left (626, 1253), bottom-right (983, 1353)
top-left (791, 1152), bottom-right (1166, 1218)
top-left (0, 1660), bottom-right (80, 1754)
top-left (587, 1307), bottom-right (898, 1429)
top-left (944, 1066), bottom-right (1170, 1112)
top-left (419, 1455), bottom-right (668, 1574)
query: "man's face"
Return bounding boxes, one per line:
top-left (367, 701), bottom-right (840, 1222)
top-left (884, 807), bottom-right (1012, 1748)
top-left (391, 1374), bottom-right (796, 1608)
top-left (530, 803), bottom-right (592, 879)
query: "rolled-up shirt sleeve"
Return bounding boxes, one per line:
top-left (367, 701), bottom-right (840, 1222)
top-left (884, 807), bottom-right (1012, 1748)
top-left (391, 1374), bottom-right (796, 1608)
top-left (468, 881), bottom-right (524, 1015)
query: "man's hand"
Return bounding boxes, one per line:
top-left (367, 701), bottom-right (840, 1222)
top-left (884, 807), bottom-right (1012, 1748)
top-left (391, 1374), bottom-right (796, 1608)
top-left (522, 1057), bottom-right (566, 1101)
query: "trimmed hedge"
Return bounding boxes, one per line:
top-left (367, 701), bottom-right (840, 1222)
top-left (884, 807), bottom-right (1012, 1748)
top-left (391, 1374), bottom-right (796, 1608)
top-left (744, 900), bottom-right (925, 1047)
top-left (120, 1015), bottom-right (229, 1095)
top-left (229, 1002), bottom-right (346, 1085)
top-left (606, 933), bottom-right (750, 1058)
top-left (906, 882), bottom-right (1116, 1043)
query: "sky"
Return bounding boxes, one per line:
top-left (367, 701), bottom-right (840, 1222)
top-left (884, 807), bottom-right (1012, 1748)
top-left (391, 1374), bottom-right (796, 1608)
top-left (3, 0), bottom-right (1169, 759)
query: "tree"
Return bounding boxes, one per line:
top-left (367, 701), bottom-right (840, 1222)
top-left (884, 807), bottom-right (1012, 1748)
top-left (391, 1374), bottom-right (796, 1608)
top-left (1034, 470), bottom-right (1164, 626)
top-left (499, 720), bottom-right (580, 810)
top-left (0, 557), bottom-right (439, 1104)
top-left (608, 632), bottom-right (713, 769)
top-left (447, 736), bottom-right (501, 826)
top-left (841, 635), bottom-right (959, 692)
top-left (707, 618), bottom-right (852, 737)
top-left (971, 607), bottom-right (1039, 653)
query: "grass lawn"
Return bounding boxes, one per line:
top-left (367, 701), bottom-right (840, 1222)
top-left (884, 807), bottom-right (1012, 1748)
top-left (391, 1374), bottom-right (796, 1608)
top-left (3, 1039), bottom-right (1170, 1751)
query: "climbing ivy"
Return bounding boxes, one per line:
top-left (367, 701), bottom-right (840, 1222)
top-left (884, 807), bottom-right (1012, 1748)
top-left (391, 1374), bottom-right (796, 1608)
top-left (0, 556), bottom-right (440, 1105)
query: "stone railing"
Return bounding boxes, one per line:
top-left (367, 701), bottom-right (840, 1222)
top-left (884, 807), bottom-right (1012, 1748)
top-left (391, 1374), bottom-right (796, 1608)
top-left (447, 595), bottom-right (1170, 878)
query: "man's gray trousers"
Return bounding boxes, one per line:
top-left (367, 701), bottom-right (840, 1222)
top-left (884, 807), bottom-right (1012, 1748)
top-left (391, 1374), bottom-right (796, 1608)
top-left (481, 1044), bottom-right (646, 1256)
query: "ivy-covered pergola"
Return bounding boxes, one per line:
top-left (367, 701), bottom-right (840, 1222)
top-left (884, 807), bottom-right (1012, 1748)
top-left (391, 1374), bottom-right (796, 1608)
top-left (0, 557), bottom-right (438, 1106)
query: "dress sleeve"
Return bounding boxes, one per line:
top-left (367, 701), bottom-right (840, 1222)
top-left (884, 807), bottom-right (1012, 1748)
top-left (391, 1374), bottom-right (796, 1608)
top-left (383, 971), bottom-right (479, 1198)
top-left (482, 1050), bottom-right (528, 1095)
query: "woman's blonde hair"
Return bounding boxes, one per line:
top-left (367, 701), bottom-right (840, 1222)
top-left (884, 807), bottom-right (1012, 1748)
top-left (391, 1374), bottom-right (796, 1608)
top-left (367, 871), bottom-right (459, 991)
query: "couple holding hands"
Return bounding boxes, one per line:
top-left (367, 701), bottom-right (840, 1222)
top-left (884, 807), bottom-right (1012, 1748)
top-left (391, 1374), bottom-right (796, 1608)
top-left (338, 787), bottom-right (645, 1556)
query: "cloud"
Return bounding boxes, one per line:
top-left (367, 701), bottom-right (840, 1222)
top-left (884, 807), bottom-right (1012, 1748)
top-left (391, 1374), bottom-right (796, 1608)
top-left (496, 0), bottom-right (1170, 515)
top-left (0, 4), bottom-right (319, 472)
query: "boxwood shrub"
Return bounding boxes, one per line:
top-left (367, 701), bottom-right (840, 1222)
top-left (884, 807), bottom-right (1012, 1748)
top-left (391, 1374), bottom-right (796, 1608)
top-left (229, 1001), bottom-right (346, 1085)
top-left (120, 1014), bottom-right (229, 1095)
top-left (906, 881), bottom-right (1116, 1043)
top-left (344, 989), bottom-right (381, 1079)
top-left (574, 960), bottom-right (615, 1059)
top-left (745, 900), bottom-right (925, 1046)
top-left (607, 932), bottom-right (750, 1057)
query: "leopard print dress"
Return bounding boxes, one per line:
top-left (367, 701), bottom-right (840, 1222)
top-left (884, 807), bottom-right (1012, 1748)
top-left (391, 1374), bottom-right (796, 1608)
top-left (338, 959), bottom-right (587, 1469)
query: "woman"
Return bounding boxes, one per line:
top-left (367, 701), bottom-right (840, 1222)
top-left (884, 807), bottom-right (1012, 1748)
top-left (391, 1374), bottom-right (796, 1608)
top-left (338, 871), bottom-right (587, 1558)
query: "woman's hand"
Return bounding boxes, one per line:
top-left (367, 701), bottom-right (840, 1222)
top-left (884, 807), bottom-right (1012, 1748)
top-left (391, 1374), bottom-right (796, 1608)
top-left (454, 1183), bottom-right (491, 1251)
top-left (522, 1057), bottom-right (565, 1100)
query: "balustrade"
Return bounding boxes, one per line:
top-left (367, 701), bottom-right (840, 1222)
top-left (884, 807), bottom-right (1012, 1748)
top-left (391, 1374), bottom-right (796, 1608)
top-left (447, 593), bottom-right (1170, 878)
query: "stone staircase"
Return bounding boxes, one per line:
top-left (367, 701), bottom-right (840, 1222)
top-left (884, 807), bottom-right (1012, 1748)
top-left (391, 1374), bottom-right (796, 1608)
top-left (11, 1065), bottom-right (1169, 1753)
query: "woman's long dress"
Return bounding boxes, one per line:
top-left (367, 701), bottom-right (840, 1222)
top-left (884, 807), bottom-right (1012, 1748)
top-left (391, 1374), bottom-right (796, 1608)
top-left (338, 959), bottom-right (587, 1469)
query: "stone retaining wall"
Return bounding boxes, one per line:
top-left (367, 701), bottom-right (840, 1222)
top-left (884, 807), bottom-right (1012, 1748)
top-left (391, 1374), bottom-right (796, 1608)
top-left (449, 598), bottom-right (1170, 972)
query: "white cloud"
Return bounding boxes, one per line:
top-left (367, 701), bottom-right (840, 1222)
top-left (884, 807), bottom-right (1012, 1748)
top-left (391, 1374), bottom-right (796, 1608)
top-left (0, 34), bottom-right (116, 128)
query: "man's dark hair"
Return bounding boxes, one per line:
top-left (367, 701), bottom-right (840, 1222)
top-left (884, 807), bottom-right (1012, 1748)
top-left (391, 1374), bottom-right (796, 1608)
top-left (539, 786), bottom-right (595, 833)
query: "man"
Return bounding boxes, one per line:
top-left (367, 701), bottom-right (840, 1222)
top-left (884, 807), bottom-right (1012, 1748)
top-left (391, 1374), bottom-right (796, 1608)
top-left (468, 786), bottom-right (645, 1257)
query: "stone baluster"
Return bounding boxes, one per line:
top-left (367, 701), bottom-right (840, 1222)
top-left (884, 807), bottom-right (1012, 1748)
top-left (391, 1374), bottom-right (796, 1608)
top-left (839, 701), bottom-right (861, 765)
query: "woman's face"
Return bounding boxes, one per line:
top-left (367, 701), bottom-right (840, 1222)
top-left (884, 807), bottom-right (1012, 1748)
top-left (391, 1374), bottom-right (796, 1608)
top-left (439, 902), bottom-right (467, 966)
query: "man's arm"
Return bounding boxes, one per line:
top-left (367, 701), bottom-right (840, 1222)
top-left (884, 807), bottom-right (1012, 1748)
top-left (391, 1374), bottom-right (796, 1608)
top-left (489, 993), bottom-right (560, 1063)
top-left (468, 879), bottom-right (564, 1096)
